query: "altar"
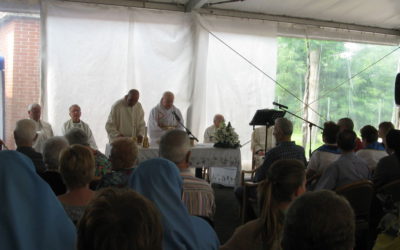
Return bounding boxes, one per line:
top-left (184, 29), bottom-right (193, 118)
top-left (105, 143), bottom-right (241, 187)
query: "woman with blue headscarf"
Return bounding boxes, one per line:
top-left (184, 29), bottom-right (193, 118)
top-left (0, 150), bottom-right (76, 250)
top-left (130, 158), bottom-right (220, 250)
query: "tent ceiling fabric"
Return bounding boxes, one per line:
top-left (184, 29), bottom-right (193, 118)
top-left (2, 0), bottom-right (400, 34)
top-left (211, 0), bottom-right (400, 30)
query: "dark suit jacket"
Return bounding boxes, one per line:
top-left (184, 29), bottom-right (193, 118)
top-left (373, 153), bottom-right (400, 189)
top-left (16, 146), bottom-right (46, 173)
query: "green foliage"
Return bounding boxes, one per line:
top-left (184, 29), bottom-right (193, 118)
top-left (276, 37), bottom-right (400, 147)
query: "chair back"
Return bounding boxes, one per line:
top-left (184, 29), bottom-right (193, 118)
top-left (335, 180), bottom-right (374, 221)
top-left (377, 179), bottom-right (400, 204)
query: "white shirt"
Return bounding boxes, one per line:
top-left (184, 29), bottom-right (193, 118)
top-left (356, 149), bottom-right (388, 171)
top-left (105, 99), bottom-right (146, 142)
top-left (204, 125), bottom-right (217, 143)
top-left (32, 119), bottom-right (54, 153)
top-left (148, 103), bottom-right (184, 146)
top-left (308, 144), bottom-right (341, 175)
top-left (62, 119), bottom-right (97, 149)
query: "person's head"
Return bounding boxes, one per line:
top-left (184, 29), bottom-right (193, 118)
top-left (110, 138), bottom-right (138, 171)
top-left (69, 104), bottom-right (81, 123)
top-left (386, 129), bottom-right (400, 153)
top-left (125, 89), bottom-right (140, 107)
top-left (65, 128), bottom-right (90, 147)
top-left (43, 136), bottom-right (69, 170)
top-left (159, 129), bottom-right (191, 170)
top-left (378, 121), bottom-right (394, 139)
top-left (161, 91), bottom-right (174, 110)
top-left (337, 130), bottom-right (357, 152)
top-left (273, 118), bottom-right (293, 142)
top-left (13, 119), bottom-right (37, 147)
top-left (282, 190), bottom-right (355, 250)
top-left (322, 121), bottom-right (340, 144)
top-left (258, 159), bottom-right (306, 248)
top-left (28, 103), bottom-right (41, 121)
top-left (77, 187), bottom-right (163, 250)
top-left (213, 114), bottom-right (225, 128)
top-left (337, 117), bottom-right (354, 131)
top-left (360, 125), bottom-right (378, 145)
top-left (59, 145), bottom-right (95, 190)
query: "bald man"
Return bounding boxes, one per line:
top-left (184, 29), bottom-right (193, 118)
top-left (28, 103), bottom-right (54, 153)
top-left (62, 104), bottom-right (97, 149)
top-left (204, 114), bottom-right (224, 143)
top-left (148, 91), bottom-right (184, 146)
top-left (106, 89), bottom-right (146, 143)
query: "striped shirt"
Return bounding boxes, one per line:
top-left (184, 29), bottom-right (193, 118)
top-left (181, 170), bottom-right (216, 220)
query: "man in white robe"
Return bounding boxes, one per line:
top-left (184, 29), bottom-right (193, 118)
top-left (251, 126), bottom-right (276, 168)
top-left (148, 91), bottom-right (184, 146)
top-left (62, 104), bottom-right (97, 149)
top-left (28, 103), bottom-right (54, 153)
top-left (203, 114), bottom-right (224, 143)
top-left (105, 89), bottom-right (146, 143)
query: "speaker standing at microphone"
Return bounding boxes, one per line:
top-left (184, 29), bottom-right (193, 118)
top-left (148, 91), bottom-right (185, 146)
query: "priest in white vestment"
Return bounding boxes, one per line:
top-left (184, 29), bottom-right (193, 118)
top-left (105, 89), bottom-right (146, 143)
top-left (203, 114), bottom-right (225, 143)
top-left (148, 91), bottom-right (184, 146)
top-left (62, 104), bottom-right (97, 149)
top-left (251, 126), bottom-right (276, 168)
top-left (28, 103), bottom-right (54, 153)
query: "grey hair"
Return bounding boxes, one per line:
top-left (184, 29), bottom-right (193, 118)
top-left (159, 129), bottom-right (190, 164)
top-left (65, 128), bottom-right (90, 146)
top-left (14, 119), bottom-right (37, 145)
top-left (28, 103), bottom-right (41, 111)
top-left (43, 136), bottom-right (69, 170)
top-left (275, 117), bottom-right (293, 136)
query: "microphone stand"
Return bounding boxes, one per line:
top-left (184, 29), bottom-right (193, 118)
top-left (173, 113), bottom-right (199, 142)
top-left (274, 104), bottom-right (323, 158)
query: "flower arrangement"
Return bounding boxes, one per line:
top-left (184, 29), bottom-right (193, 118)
top-left (214, 122), bottom-right (240, 149)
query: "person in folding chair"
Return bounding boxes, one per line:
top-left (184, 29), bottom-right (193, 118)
top-left (235, 118), bottom-right (306, 220)
top-left (222, 159), bottom-right (306, 250)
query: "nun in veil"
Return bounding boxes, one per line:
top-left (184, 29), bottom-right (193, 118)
top-left (130, 158), bottom-right (220, 250)
top-left (0, 150), bottom-right (76, 250)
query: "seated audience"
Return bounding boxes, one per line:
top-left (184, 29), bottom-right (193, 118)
top-left (97, 138), bottom-right (138, 189)
top-left (62, 104), bottom-right (97, 149)
top-left (39, 136), bottom-right (68, 195)
top-left (0, 150), bottom-right (76, 250)
top-left (14, 119), bottom-right (46, 173)
top-left (356, 125), bottom-right (387, 171)
top-left (222, 159), bottom-right (306, 250)
top-left (315, 130), bottom-right (370, 190)
top-left (306, 121), bottom-right (340, 182)
top-left (130, 158), bottom-right (220, 250)
top-left (378, 121), bottom-right (395, 153)
top-left (58, 144), bottom-right (96, 225)
top-left (337, 117), bottom-right (363, 151)
top-left (65, 128), bottom-right (111, 177)
top-left (251, 126), bottom-right (276, 168)
top-left (160, 129), bottom-right (215, 221)
top-left (204, 114), bottom-right (225, 143)
top-left (373, 129), bottom-right (400, 189)
top-left (77, 187), bottom-right (163, 250)
top-left (282, 190), bottom-right (355, 250)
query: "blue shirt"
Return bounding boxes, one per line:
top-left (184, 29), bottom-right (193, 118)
top-left (315, 152), bottom-right (370, 190)
top-left (254, 141), bottom-right (307, 182)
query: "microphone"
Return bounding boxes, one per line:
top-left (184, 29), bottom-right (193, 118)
top-left (273, 102), bottom-right (288, 110)
top-left (172, 111), bottom-right (181, 122)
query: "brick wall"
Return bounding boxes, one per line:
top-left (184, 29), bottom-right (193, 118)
top-left (0, 16), bottom-right (41, 149)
